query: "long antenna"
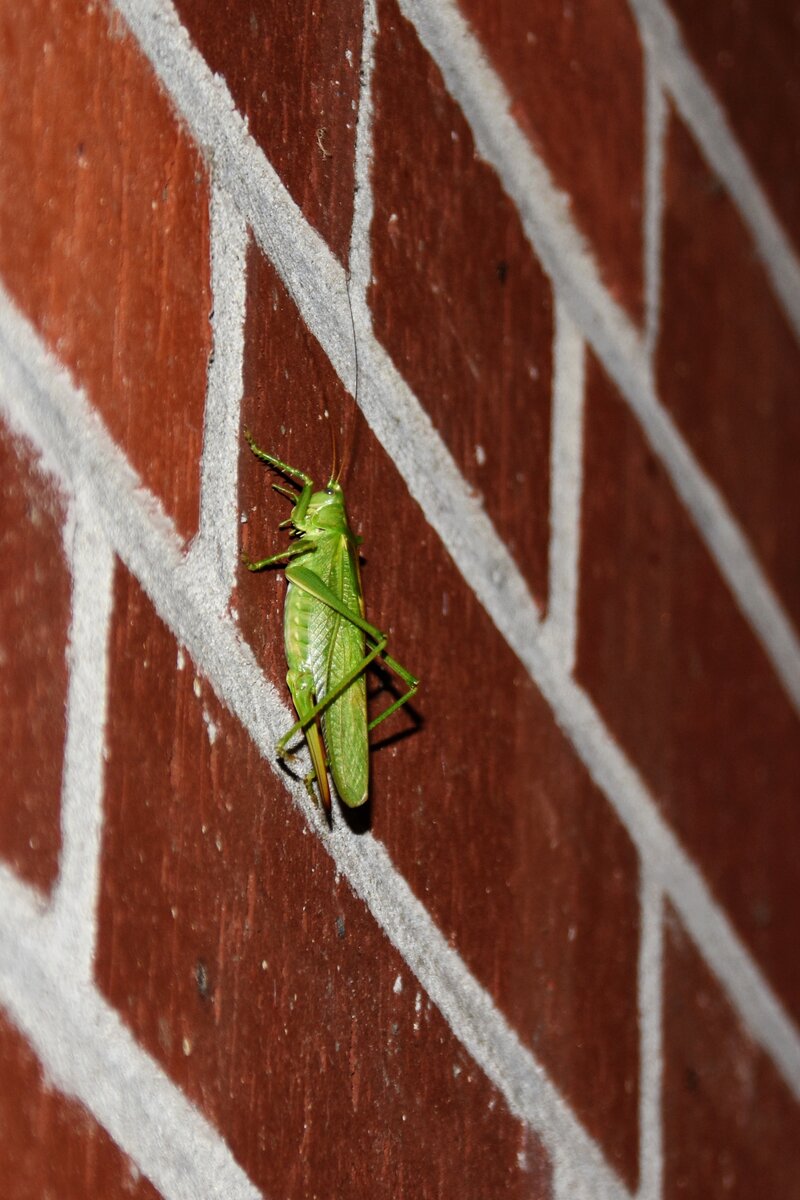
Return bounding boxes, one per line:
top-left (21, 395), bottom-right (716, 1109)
top-left (338, 270), bottom-right (359, 483)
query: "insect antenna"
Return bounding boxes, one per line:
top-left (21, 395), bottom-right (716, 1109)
top-left (327, 410), bottom-right (338, 485)
top-left (337, 270), bottom-right (359, 484)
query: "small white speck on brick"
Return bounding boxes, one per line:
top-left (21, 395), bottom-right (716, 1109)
top-left (182, 1037), bottom-right (193, 1056)
top-left (474, 443), bottom-right (486, 466)
top-left (393, 974), bottom-right (403, 994)
top-left (452, 1063), bottom-right (461, 1078)
top-left (240, 512), bottom-right (248, 524)
top-left (192, 677), bottom-right (202, 698)
top-left (176, 647), bottom-right (185, 670)
top-left (414, 991), bottom-right (422, 1013)
top-left (203, 709), bottom-right (218, 744)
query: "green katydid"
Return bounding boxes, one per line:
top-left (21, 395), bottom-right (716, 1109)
top-left (242, 430), bottom-right (418, 817)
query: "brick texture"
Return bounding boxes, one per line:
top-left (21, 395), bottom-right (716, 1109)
top-left (663, 910), bottom-right (800, 1199)
top-left (657, 112), bottom-right (800, 629)
top-left (240, 246), bottom-right (640, 1187)
top-left (667, 0), bottom-right (800, 253)
top-left (172, 0), bottom-right (362, 265)
top-left (0, 1012), bottom-right (160, 1200)
top-left (0, 419), bottom-right (70, 893)
top-left (0, 0), bottom-right (211, 540)
top-left (370, 0), bottom-right (554, 609)
top-left (577, 355), bottom-right (800, 1023)
top-left (457, 0), bottom-right (645, 319)
top-left (1, 1), bottom-right (799, 1196)
top-left (97, 562), bottom-right (553, 1200)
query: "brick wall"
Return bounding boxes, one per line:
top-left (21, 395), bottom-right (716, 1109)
top-left (0, 1), bottom-right (798, 1197)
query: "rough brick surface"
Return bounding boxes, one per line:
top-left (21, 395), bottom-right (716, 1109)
top-left (657, 112), bottom-right (800, 628)
top-left (577, 356), bottom-right (800, 1023)
top-left (663, 910), bottom-right (800, 1199)
top-left (0, 1013), bottom-right (161, 1200)
top-left (0, 419), bottom-right (70, 892)
top-left (667, 0), bottom-right (800, 252)
top-left (97, 563), bottom-right (553, 1200)
top-left (172, 0), bottom-right (362, 265)
top-left (458, 0), bottom-right (645, 318)
top-left (2, 1), bottom-right (800, 1196)
top-left (370, 0), bottom-right (554, 609)
top-left (0, 0), bottom-right (211, 540)
top-left (240, 246), bottom-right (640, 1187)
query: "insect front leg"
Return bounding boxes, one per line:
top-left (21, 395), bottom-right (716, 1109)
top-left (244, 431), bottom-right (315, 525)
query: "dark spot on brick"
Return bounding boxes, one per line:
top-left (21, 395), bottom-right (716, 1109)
top-left (195, 960), bottom-right (211, 1001)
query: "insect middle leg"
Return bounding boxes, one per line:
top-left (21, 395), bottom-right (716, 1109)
top-left (241, 540), bottom-right (314, 573)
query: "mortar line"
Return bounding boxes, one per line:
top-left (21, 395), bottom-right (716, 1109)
top-left (349, 0), bottom-right (378, 303)
top-left (48, 494), bottom-right (116, 980)
top-left (630, 0), bottom-right (800, 344)
top-left (395, 0), bottom-right (800, 714)
top-left (643, 53), bottom-right (667, 360)
top-left (0, 873), bottom-right (263, 1200)
top-left (188, 177), bottom-right (248, 606)
top-left (114, 0), bottom-right (800, 719)
top-left (0, 293), bottom-right (628, 1200)
top-left (636, 872), bottom-right (664, 1200)
top-left (540, 299), bottom-right (585, 673)
top-left (1, 286), bottom-right (798, 1191)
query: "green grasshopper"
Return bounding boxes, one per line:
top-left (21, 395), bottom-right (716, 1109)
top-left (243, 430), bottom-right (418, 817)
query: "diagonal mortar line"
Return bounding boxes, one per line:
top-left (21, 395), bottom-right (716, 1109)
top-left (630, 0), bottom-right (800, 345)
top-left (0, 874), bottom-right (264, 1200)
top-left (100, 9), bottom-right (800, 1099)
top-left (113, 0), bottom-right (800, 723)
top-left (395, 0), bottom-right (800, 717)
top-left (643, 49), bottom-right (667, 360)
top-left (0, 288), bottom-right (631, 1200)
top-left (3, 284), bottom-right (800, 1200)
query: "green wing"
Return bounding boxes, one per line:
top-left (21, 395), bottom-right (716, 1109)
top-left (323, 537), bottom-right (369, 807)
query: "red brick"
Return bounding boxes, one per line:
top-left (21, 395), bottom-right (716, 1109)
top-left (96, 563), bottom-right (553, 1200)
top-left (172, 0), bottom-right (362, 264)
top-left (457, 0), bottom-right (645, 318)
top-left (663, 909), bottom-right (800, 1199)
top-left (667, 0), bottom-right (800, 253)
top-left (369, 0), bottom-right (554, 609)
top-left (576, 355), bottom-right (800, 1023)
top-left (657, 112), bottom-right (800, 630)
top-left (239, 245), bottom-right (640, 1186)
top-left (0, 1012), bottom-right (161, 1200)
top-left (0, 420), bottom-right (70, 892)
top-left (0, 0), bottom-right (211, 540)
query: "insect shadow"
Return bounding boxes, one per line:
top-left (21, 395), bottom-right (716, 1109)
top-left (274, 657), bottom-right (423, 836)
